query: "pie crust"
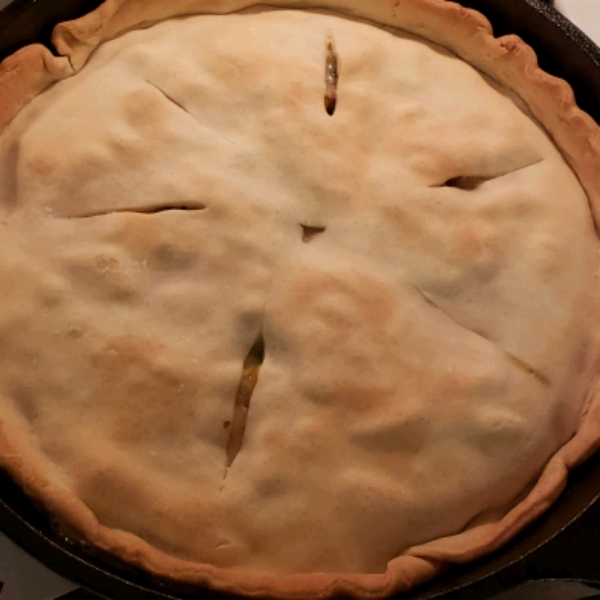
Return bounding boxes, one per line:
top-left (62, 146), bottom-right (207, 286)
top-left (1, 1), bottom-right (600, 598)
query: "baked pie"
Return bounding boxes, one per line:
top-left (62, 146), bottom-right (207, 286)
top-left (1, 0), bottom-right (600, 597)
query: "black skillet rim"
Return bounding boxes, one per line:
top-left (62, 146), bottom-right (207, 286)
top-left (1, 0), bottom-right (600, 598)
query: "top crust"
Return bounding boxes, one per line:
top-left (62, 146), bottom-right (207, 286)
top-left (1, 0), bottom-right (599, 224)
top-left (1, 2), bottom-right (600, 600)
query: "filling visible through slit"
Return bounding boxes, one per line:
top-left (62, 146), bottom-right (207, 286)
top-left (324, 31), bottom-right (339, 116)
top-left (225, 333), bottom-right (265, 469)
top-left (62, 203), bottom-right (207, 219)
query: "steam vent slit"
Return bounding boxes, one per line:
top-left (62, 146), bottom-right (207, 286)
top-left (443, 175), bottom-right (488, 191)
top-left (325, 32), bottom-right (339, 116)
top-left (68, 203), bottom-right (207, 219)
top-left (225, 333), bottom-right (265, 468)
top-left (301, 224), bottom-right (326, 242)
top-left (505, 351), bottom-right (551, 387)
top-left (441, 161), bottom-right (544, 191)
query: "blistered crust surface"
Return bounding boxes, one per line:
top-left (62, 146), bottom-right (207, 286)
top-left (0, 5), bottom-right (599, 600)
top-left (3, 0), bottom-right (600, 223)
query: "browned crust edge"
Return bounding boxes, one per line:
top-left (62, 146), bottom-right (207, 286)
top-left (0, 44), bottom-right (73, 133)
top-left (1, 0), bottom-right (600, 598)
top-left (407, 379), bottom-right (600, 563)
top-left (0, 412), bottom-right (442, 599)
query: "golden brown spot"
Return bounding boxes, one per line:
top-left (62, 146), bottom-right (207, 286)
top-left (122, 87), bottom-right (168, 132)
top-left (26, 151), bottom-right (59, 179)
top-left (453, 221), bottom-right (496, 267)
top-left (351, 414), bottom-right (430, 454)
top-left (92, 337), bottom-right (164, 370)
top-left (63, 254), bottom-right (139, 304)
top-left (90, 338), bottom-right (199, 446)
top-left (149, 243), bottom-right (195, 272)
top-left (107, 215), bottom-right (168, 262)
top-left (67, 326), bottom-right (83, 339)
top-left (95, 255), bottom-right (120, 273)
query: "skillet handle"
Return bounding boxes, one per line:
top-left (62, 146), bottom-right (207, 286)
top-left (490, 580), bottom-right (600, 600)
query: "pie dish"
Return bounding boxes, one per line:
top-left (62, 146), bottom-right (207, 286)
top-left (1, 0), bottom-right (600, 598)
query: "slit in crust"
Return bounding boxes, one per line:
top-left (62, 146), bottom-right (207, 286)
top-left (225, 333), bottom-right (265, 470)
top-left (437, 159), bottom-right (543, 191)
top-left (413, 285), bottom-right (551, 387)
top-left (62, 203), bottom-right (207, 219)
top-left (324, 31), bottom-right (339, 116)
top-left (301, 224), bottom-right (327, 242)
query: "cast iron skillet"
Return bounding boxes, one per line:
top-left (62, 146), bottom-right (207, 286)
top-left (1, 1), bottom-right (600, 598)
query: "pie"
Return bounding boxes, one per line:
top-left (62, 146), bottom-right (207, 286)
top-left (1, 0), bottom-right (600, 598)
